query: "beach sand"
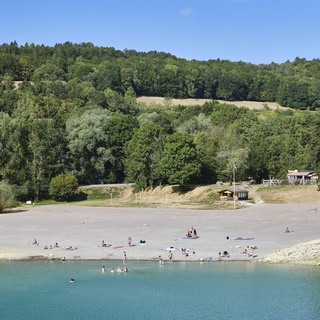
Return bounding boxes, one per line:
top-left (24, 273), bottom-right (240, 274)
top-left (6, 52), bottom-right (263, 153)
top-left (0, 204), bottom-right (319, 263)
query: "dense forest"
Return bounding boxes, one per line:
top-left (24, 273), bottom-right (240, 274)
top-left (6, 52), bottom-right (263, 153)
top-left (0, 41), bottom-right (320, 199)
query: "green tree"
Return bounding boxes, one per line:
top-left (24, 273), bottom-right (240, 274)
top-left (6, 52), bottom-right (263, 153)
top-left (66, 109), bottom-right (114, 184)
top-left (124, 123), bottom-right (166, 190)
top-left (49, 173), bottom-right (78, 201)
top-left (0, 113), bottom-right (29, 184)
top-left (215, 126), bottom-right (250, 182)
top-left (159, 132), bottom-right (201, 187)
top-left (104, 114), bottom-right (139, 182)
top-left (31, 63), bottom-right (65, 81)
top-left (0, 181), bottom-right (15, 212)
top-left (194, 132), bottom-right (218, 183)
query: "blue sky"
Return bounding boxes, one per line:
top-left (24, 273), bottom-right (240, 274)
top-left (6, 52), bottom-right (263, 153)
top-left (1, 0), bottom-right (319, 64)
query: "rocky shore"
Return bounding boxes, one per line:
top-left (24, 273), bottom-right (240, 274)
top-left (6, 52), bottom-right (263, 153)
top-left (262, 239), bottom-right (320, 266)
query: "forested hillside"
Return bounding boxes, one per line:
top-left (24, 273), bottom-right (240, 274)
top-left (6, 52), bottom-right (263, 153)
top-left (1, 41), bottom-right (320, 199)
top-left (2, 41), bottom-right (320, 109)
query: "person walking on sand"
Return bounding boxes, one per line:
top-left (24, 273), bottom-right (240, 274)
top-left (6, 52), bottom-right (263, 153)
top-left (168, 251), bottom-right (173, 262)
top-left (128, 236), bottom-right (132, 247)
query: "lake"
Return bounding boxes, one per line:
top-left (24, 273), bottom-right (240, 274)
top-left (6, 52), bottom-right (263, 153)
top-left (0, 260), bottom-right (319, 319)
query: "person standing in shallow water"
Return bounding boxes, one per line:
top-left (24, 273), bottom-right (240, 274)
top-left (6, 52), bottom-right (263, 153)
top-left (123, 251), bottom-right (127, 265)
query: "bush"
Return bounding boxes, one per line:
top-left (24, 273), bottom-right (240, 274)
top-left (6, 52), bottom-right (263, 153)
top-left (0, 181), bottom-right (16, 212)
top-left (49, 173), bottom-right (78, 201)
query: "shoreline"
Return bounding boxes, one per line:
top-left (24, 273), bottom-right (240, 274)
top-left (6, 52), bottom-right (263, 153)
top-left (1, 204), bottom-right (320, 265)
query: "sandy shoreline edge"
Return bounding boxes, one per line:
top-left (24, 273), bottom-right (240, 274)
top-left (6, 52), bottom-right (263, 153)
top-left (1, 204), bottom-right (320, 265)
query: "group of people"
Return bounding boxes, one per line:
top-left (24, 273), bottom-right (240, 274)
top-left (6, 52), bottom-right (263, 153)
top-left (31, 239), bottom-right (77, 251)
top-left (242, 246), bottom-right (256, 257)
top-left (102, 266), bottom-right (128, 273)
top-left (185, 227), bottom-right (198, 238)
top-left (99, 240), bottom-right (111, 247)
top-left (219, 251), bottom-right (230, 258)
top-left (98, 237), bottom-right (133, 248)
top-left (181, 248), bottom-right (196, 257)
top-left (102, 251), bottom-right (129, 273)
top-left (43, 242), bottom-right (60, 250)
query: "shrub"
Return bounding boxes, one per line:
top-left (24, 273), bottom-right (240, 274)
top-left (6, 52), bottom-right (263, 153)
top-left (49, 173), bottom-right (78, 201)
top-left (0, 181), bottom-right (16, 212)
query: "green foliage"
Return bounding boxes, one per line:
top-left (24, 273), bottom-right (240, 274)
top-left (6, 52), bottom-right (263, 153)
top-left (66, 108), bottom-right (113, 184)
top-left (124, 123), bottom-right (166, 190)
top-left (31, 63), bottom-right (65, 82)
top-left (104, 114), bottom-right (139, 182)
top-left (0, 181), bottom-right (15, 212)
top-left (49, 173), bottom-right (78, 201)
top-left (194, 132), bottom-right (218, 183)
top-left (82, 187), bottom-right (123, 200)
top-left (2, 42), bottom-right (320, 188)
top-left (159, 132), bottom-right (201, 187)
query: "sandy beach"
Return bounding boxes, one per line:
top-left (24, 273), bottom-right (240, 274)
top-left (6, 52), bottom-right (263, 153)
top-left (0, 203), bottom-right (319, 263)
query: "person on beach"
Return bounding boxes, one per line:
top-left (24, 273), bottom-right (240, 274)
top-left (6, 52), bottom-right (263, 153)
top-left (159, 255), bottom-right (164, 265)
top-left (243, 246), bottom-right (250, 254)
top-left (250, 248), bottom-right (255, 257)
top-left (54, 242), bottom-right (59, 248)
top-left (285, 228), bottom-right (290, 233)
top-left (102, 266), bottom-right (106, 273)
top-left (123, 251), bottom-right (127, 265)
top-left (128, 236), bottom-right (132, 247)
top-left (32, 239), bottom-right (38, 245)
top-left (168, 251), bottom-right (173, 262)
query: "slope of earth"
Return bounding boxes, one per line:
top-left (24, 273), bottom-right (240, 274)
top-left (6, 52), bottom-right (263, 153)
top-left (71, 184), bottom-right (320, 209)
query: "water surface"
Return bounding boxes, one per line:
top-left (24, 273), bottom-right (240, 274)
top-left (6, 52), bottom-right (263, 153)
top-left (0, 261), bottom-right (319, 319)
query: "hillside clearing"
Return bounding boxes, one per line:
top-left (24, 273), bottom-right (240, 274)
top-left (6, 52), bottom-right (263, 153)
top-left (137, 96), bottom-right (286, 110)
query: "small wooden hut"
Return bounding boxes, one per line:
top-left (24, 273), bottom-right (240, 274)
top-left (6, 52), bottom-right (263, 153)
top-left (218, 188), bottom-right (249, 201)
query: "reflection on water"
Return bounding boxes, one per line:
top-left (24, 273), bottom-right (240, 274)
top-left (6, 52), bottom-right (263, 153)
top-left (0, 261), bottom-right (319, 320)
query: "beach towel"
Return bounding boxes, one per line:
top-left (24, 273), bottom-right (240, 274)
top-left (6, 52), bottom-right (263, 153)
top-left (164, 246), bottom-right (177, 251)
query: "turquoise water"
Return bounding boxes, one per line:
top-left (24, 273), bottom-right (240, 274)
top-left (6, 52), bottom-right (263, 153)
top-left (0, 261), bottom-right (319, 320)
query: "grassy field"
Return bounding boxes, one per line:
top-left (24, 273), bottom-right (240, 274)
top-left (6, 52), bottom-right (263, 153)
top-left (137, 96), bottom-right (286, 110)
top-left (32, 183), bottom-right (320, 210)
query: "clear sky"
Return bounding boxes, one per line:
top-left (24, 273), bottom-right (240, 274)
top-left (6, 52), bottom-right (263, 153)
top-left (1, 0), bottom-right (319, 64)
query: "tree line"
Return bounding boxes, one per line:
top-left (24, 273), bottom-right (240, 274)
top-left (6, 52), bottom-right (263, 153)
top-left (0, 41), bottom-right (320, 201)
top-left (1, 41), bottom-right (320, 109)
